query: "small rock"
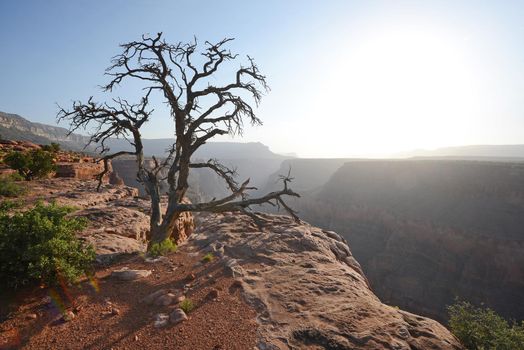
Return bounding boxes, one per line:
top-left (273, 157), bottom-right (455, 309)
top-left (225, 258), bottom-right (239, 268)
top-left (206, 288), bottom-right (220, 300)
top-left (176, 295), bottom-right (186, 303)
top-left (26, 313), bottom-right (38, 320)
top-left (134, 335), bottom-right (139, 341)
top-left (153, 313), bottom-right (170, 328)
top-left (186, 272), bottom-right (196, 281)
top-left (111, 267), bottom-right (152, 281)
top-left (169, 308), bottom-right (188, 325)
top-left (111, 307), bottom-right (120, 315)
top-left (155, 293), bottom-right (175, 306)
top-left (142, 289), bottom-right (167, 304)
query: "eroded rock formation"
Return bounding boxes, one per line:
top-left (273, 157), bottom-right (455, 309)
top-left (54, 161), bottom-right (107, 180)
top-left (191, 212), bottom-right (462, 350)
top-left (23, 179), bottom-right (194, 261)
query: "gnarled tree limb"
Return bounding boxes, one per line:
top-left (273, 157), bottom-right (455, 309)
top-left (58, 33), bottom-right (299, 245)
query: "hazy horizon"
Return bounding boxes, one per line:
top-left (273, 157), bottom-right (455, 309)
top-left (1, 0), bottom-right (524, 157)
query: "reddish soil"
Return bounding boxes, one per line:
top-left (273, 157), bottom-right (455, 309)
top-left (0, 244), bottom-right (258, 350)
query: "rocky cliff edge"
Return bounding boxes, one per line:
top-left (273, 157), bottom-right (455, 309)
top-left (1, 178), bottom-right (461, 349)
top-left (191, 212), bottom-right (462, 349)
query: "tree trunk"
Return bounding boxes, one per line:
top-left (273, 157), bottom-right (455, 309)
top-left (149, 209), bottom-right (182, 244)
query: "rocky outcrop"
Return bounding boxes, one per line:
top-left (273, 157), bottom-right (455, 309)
top-left (23, 179), bottom-right (193, 261)
top-left (54, 161), bottom-right (107, 180)
top-left (0, 111), bottom-right (91, 150)
top-left (191, 212), bottom-right (462, 350)
top-left (0, 139), bottom-right (41, 159)
top-left (26, 178), bottom-right (139, 208)
top-left (0, 138), bottom-right (111, 181)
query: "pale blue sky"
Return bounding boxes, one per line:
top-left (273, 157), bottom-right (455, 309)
top-left (1, 0), bottom-right (524, 157)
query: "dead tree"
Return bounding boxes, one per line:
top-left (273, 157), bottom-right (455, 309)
top-left (58, 32), bottom-right (300, 244)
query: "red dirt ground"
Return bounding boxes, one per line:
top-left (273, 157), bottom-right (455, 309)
top-left (0, 244), bottom-right (258, 350)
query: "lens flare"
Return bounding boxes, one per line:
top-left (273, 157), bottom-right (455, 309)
top-left (88, 275), bottom-right (100, 293)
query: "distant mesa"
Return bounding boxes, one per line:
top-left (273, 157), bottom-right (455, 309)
top-left (396, 144), bottom-right (524, 161)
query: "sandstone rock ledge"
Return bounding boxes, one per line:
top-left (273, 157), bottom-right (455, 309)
top-left (191, 213), bottom-right (462, 350)
top-left (23, 179), bottom-right (193, 263)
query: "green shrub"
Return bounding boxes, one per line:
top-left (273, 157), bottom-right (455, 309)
top-left (0, 199), bottom-right (22, 212)
top-left (4, 149), bottom-right (56, 180)
top-left (41, 142), bottom-right (61, 153)
top-left (0, 202), bottom-right (94, 289)
top-left (202, 252), bottom-right (214, 263)
top-left (0, 174), bottom-right (26, 197)
top-left (180, 298), bottom-right (195, 313)
top-left (148, 238), bottom-right (177, 257)
top-left (448, 300), bottom-right (524, 350)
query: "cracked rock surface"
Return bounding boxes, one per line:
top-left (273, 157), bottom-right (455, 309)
top-left (191, 212), bottom-right (462, 350)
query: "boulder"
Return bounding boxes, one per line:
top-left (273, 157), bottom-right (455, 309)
top-left (153, 313), bottom-right (170, 328)
top-left (154, 293), bottom-right (177, 306)
top-left (169, 308), bottom-right (188, 325)
top-left (142, 289), bottom-right (168, 305)
top-left (111, 267), bottom-right (152, 281)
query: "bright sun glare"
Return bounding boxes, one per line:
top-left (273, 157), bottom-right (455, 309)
top-left (309, 27), bottom-right (482, 157)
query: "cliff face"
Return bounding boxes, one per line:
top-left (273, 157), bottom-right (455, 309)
top-left (191, 212), bottom-right (461, 349)
top-left (297, 160), bottom-right (524, 322)
top-left (0, 112), bottom-right (91, 150)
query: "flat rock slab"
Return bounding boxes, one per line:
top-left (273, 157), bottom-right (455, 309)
top-left (82, 233), bottom-right (146, 264)
top-left (111, 267), bottom-right (152, 281)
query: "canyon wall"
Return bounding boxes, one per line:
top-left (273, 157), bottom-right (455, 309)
top-left (296, 160), bottom-right (524, 322)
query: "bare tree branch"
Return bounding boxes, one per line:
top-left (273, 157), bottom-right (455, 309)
top-left (58, 33), bottom-right (298, 245)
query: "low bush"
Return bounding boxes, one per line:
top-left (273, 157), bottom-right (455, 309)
top-left (448, 300), bottom-right (524, 349)
top-left (0, 202), bottom-right (94, 289)
top-left (0, 199), bottom-right (23, 212)
top-left (202, 252), bottom-right (214, 263)
top-left (4, 149), bottom-right (56, 180)
top-left (180, 298), bottom-right (195, 313)
top-left (148, 238), bottom-right (177, 257)
top-left (41, 142), bottom-right (61, 153)
top-left (0, 174), bottom-right (26, 197)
